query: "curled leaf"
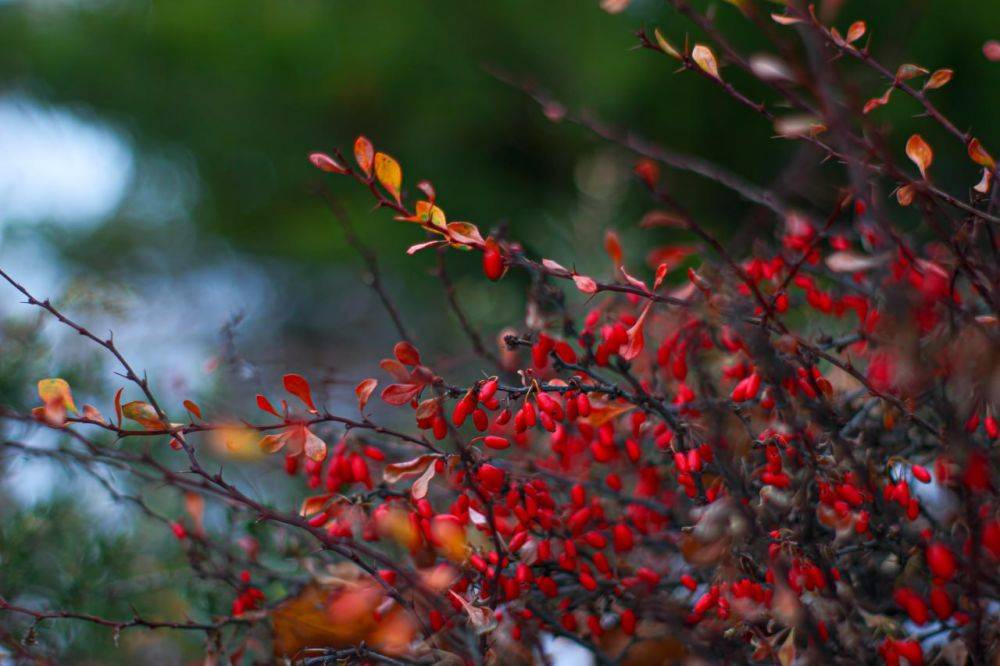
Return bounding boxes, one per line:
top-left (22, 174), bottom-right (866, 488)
top-left (381, 383), bottom-right (423, 406)
top-left (863, 87), bottom-right (892, 114)
top-left (355, 378), bottom-right (378, 413)
top-left (968, 138), bottom-right (996, 169)
top-left (374, 152), bottom-right (402, 205)
top-left (905, 134), bottom-right (933, 179)
top-left (449, 591), bottom-right (497, 634)
top-left (654, 28), bottom-right (681, 59)
top-left (621, 302), bottom-right (652, 361)
top-left (691, 44), bottom-right (721, 80)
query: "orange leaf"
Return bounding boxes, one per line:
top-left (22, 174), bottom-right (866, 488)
top-left (283, 373), bottom-right (318, 413)
top-left (968, 138), bottom-right (996, 169)
top-left (374, 152), bottom-right (402, 205)
top-left (923, 69), bottom-right (953, 91)
top-left (846, 21), bottom-right (866, 44)
top-left (691, 44), bottom-right (721, 80)
top-left (355, 378), bottom-right (377, 413)
top-left (896, 184), bottom-right (917, 207)
top-left (905, 134), bottom-right (933, 179)
top-left (183, 399), bottom-right (202, 420)
top-left (863, 87), bottom-right (892, 114)
top-left (353, 135), bottom-right (374, 177)
top-left (604, 229), bottom-right (623, 268)
top-left (184, 491), bottom-right (205, 537)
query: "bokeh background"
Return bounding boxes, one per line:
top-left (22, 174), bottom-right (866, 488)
top-left (0, 0), bottom-right (997, 662)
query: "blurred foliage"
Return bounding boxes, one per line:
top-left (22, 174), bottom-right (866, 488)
top-left (0, 0), bottom-right (999, 661)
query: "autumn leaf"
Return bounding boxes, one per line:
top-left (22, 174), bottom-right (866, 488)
top-left (353, 135), bottom-right (374, 177)
top-left (905, 134), bottom-right (933, 178)
top-left (393, 341), bottom-right (421, 366)
top-left (374, 152), bottom-right (402, 205)
top-left (621, 303), bottom-right (652, 361)
top-left (450, 591), bottom-right (498, 634)
top-left (381, 383), bottom-right (423, 406)
top-left (283, 373), bottom-right (318, 413)
top-left (896, 183), bottom-right (917, 206)
top-left (691, 44), bottom-right (720, 80)
top-left (923, 69), bottom-right (953, 90)
top-left (846, 21), bottom-right (866, 44)
top-left (653, 28), bottom-right (681, 59)
top-left (604, 229), bottom-right (623, 268)
top-left (895, 63), bottom-right (928, 81)
top-left (863, 87), bottom-right (892, 114)
top-left (355, 378), bottom-right (377, 413)
top-left (182, 399), bottom-right (202, 420)
top-left (309, 152), bottom-right (348, 174)
top-left (38, 378), bottom-right (77, 413)
top-left (825, 251), bottom-right (888, 273)
top-left (771, 13), bottom-right (802, 25)
top-left (256, 394), bottom-right (281, 417)
top-left (122, 401), bottom-right (163, 430)
top-left (573, 274), bottom-right (598, 294)
top-left (430, 515), bottom-right (468, 562)
top-left (968, 138), bottom-right (995, 169)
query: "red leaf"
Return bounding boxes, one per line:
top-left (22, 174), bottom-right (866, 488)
top-left (256, 394), bottom-right (281, 417)
top-left (381, 383), bottom-right (423, 406)
top-left (283, 374), bottom-right (318, 414)
top-left (621, 303), bottom-right (652, 361)
top-left (394, 341), bottom-right (421, 366)
top-left (354, 135), bottom-right (374, 177)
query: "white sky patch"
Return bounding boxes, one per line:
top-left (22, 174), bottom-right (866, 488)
top-left (0, 95), bottom-right (133, 226)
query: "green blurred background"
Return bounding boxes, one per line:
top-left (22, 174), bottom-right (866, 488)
top-left (0, 0), bottom-right (997, 662)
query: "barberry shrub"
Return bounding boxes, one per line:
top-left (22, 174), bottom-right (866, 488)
top-left (3, 3), bottom-right (999, 665)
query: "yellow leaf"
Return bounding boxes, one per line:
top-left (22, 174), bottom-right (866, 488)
top-left (374, 152), bottom-right (402, 205)
top-left (654, 28), bottom-right (681, 59)
top-left (905, 134), bottom-right (933, 178)
top-left (691, 44), bottom-right (721, 80)
top-left (37, 378), bottom-right (77, 413)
